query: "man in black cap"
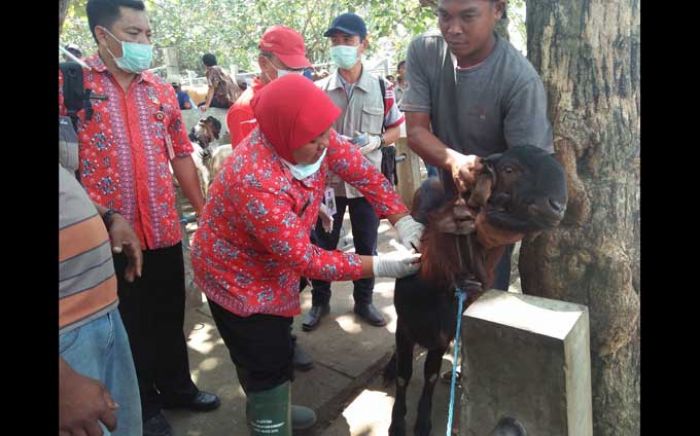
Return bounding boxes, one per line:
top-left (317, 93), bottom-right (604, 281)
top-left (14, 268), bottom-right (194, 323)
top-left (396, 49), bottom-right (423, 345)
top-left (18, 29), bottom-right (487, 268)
top-left (305, 13), bottom-right (419, 331)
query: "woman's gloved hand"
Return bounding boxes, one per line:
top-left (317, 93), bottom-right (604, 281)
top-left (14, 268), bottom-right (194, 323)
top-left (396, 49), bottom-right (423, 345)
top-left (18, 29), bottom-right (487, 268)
top-left (394, 215), bottom-right (425, 252)
top-left (372, 250), bottom-right (422, 278)
top-left (318, 203), bottom-right (334, 233)
top-left (351, 131), bottom-right (382, 155)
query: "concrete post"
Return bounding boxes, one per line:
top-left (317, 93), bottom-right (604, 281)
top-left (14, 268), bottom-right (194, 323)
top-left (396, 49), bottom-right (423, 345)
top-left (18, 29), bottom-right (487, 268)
top-left (395, 135), bottom-right (423, 210)
top-left (460, 290), bottom-right (593, 436)
top-left (163, 47), bottom-right (180, 82)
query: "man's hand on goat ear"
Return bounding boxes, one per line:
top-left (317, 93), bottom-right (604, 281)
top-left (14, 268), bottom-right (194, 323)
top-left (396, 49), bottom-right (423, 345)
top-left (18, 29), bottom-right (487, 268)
top-left (451, 154), bottom-right (483, 193)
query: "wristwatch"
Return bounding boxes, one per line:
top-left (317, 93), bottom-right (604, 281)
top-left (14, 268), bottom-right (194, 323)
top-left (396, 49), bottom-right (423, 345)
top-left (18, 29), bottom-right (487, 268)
top-left (102, 209), bottom-right (118, 227)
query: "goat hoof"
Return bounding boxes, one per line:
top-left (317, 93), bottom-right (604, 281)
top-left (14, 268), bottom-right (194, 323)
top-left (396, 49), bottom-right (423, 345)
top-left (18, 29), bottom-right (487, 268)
top-left (414, 420), bottom-right (432, 436)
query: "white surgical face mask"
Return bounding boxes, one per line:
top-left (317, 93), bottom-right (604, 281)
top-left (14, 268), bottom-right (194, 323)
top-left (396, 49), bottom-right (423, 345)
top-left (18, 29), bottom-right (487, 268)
top-left (282, 148), bottom-right (327, 180)
top-left (101, 27), bottom-right (153, 74)
top-left (276, 68), bottom-right (304, 78)
top-left (330, 44), bottom-right (359, 69)
top-left (262, 57), bottom-right (305, 82)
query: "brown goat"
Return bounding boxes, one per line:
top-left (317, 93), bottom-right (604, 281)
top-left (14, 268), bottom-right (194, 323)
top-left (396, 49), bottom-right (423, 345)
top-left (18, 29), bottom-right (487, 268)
top-left (386, 145), bottom-right (567, 436)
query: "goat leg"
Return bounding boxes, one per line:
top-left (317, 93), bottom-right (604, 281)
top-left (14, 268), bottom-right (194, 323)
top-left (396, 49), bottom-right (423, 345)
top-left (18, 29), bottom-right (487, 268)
top-left (414, 347), bottom-right (446, 436)
top-left (389, 323), bottom-right (414, 436)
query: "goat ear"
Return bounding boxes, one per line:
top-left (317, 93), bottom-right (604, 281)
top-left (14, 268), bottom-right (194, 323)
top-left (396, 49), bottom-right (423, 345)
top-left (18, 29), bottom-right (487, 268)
top-left (482, 153), bottom-right (502, 167)
top-left (468, 168), bottom-right (494, 209)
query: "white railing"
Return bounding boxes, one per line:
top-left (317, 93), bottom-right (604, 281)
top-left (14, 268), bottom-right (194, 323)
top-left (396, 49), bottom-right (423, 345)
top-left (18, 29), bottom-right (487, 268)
top-left (179, 57), bottom-right (394, 87)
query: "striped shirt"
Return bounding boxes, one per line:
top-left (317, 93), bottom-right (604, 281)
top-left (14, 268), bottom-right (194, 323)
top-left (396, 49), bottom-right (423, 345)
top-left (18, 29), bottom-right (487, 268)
top-left (59, 164), bottom-right (118, 334)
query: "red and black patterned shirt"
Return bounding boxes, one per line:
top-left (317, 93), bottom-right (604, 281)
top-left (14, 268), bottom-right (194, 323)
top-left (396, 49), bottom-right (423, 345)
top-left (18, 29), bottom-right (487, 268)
top-left (191, 129), bottom-right (408, 317)
top-left (59, 54), bottom-right (193, 250)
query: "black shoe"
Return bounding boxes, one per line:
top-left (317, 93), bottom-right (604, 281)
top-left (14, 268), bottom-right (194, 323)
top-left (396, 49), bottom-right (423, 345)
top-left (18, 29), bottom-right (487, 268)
top-left (143, 412), bottom-right (173, 436)
top-left (353, 303), bottom-right (387, 327)
top-left (162, 390), bottom-right (221, 412)
top-left (293, 341), bottom-right (314, 371)
top-left (302, 304), bottom-right (330, 331)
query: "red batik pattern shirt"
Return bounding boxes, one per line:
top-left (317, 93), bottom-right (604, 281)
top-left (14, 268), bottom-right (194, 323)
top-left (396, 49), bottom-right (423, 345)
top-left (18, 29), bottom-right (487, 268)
top-left (59, 54), bottom-right (193, 250)
top-left (191, 129), bottom-right (408, 317)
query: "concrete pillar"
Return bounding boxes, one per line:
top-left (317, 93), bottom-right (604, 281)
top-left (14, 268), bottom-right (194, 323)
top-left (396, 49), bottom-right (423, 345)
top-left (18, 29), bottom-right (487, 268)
top-left (460, 290), bottom-right (592, 436)
top-left (163, 47), bottom-right (180, 82)
top-left (395, 136), bottom-right (422, 210)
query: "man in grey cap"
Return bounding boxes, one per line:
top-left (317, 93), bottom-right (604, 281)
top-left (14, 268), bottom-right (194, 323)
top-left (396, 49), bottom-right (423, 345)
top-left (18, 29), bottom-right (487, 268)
top-left (306, 12), bottom-right (412, 331)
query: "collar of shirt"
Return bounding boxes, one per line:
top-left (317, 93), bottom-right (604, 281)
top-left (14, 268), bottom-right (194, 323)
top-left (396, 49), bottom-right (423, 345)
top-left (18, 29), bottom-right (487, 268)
top-left (328, 64), bottom-right (374, 98)
top-left (251, 76), bottom-right (266, 93)
top-left (85, 53), bottom-right (158, 85)
top-left (450, 51), bottom-right (487, 83)
top-left (448, 33), bottom-right (503, 83)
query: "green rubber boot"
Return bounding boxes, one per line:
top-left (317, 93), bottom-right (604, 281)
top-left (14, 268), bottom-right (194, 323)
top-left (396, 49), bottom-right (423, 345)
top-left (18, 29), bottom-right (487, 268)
top-left (246, 382), bottom-right (292, 436)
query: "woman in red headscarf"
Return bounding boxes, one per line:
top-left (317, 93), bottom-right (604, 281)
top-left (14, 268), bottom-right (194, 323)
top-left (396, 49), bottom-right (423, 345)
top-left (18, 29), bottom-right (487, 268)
top-left (191, 75), bottom-right (424, 435)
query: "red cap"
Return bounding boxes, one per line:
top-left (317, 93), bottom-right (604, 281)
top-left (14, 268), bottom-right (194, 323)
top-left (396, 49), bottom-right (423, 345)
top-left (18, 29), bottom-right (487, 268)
top-left (258, 25), bottom-right (311, 69)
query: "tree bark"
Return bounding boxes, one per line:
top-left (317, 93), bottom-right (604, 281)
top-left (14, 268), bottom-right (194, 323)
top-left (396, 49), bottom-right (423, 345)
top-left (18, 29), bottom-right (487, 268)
top-left (522, 1), bottom-right (640, 434)
top-left (59, 0), bottom-right (69, 35)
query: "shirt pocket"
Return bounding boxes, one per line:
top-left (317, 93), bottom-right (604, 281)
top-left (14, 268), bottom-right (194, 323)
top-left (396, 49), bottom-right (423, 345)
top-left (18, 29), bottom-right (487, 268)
top-left (360, 106), bottom-right (384, 135)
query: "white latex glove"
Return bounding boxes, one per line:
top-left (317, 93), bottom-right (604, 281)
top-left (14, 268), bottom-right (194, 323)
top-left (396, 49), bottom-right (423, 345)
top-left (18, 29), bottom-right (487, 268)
top-left (394, 215), bottom-right (425, 252)
top-left (358, 134), bottom-right (382, 155)
top-left (318, 203), bottom-right (334, 233)
top-left (372, 250), bottom-right (422, 278)
top-left (338, 134), bottom-right (353, 143)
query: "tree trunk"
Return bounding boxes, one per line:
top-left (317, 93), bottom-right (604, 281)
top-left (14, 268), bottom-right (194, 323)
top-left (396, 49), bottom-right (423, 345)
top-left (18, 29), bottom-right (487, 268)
top-left (522, 1), bottom-right (640, 435)
top-left (59, 0), bottom-right (69, 34)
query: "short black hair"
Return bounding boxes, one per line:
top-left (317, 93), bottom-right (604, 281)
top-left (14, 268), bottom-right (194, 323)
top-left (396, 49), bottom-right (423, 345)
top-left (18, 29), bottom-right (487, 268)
top-left (202, 53), bottom-right (217, 67)
top-left (397, 60), bottom-right (406, 70)
top-left (87, 0), bottom-right (145, 43)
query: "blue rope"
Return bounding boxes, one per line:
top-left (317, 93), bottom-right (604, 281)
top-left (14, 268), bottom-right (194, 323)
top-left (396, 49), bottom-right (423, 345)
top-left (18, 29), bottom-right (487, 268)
top-left (446, 287), bottom-right (467, 436)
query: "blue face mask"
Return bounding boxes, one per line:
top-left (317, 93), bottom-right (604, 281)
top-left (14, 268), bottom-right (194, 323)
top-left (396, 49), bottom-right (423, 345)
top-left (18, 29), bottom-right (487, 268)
top-left (330, 45), bottom-right (359, 70)
top-left (102, 28), bottom-right (153, 74)
top-left (282, 148), bottom-right (327, 180)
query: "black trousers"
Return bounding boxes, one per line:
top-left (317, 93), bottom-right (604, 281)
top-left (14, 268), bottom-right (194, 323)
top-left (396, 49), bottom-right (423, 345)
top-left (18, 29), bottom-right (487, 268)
top-left (208, 300), bottom-right (294, 394)
top-left (113, 243), bottom-right (198, 420)
top-left (311, 196), bottom-right (379, 306)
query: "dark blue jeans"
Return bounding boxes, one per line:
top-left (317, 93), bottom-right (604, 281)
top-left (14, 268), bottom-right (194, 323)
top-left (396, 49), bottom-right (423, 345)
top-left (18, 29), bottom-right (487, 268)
top-left (311, 196), bottom-right (379, 306)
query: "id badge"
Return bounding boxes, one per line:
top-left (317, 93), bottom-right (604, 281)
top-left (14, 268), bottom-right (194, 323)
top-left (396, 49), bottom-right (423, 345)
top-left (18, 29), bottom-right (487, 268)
top-left (323, 187), bottom-right (337, 215)
top-left (164, 134), bottom-right (175, 160)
